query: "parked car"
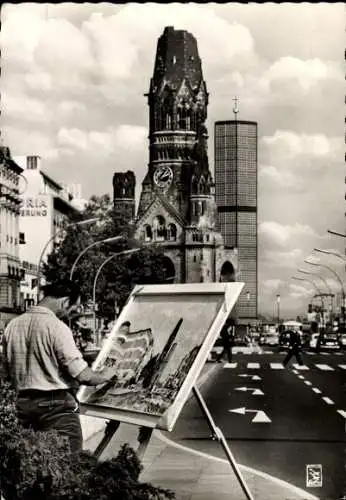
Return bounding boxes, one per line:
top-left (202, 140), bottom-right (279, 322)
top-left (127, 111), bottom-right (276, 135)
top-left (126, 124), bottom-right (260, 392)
top-left (339, 333), bottom-right (346, 349)
top-left (317, 332), bottom-right (341, 352)
top-left (261, 332), bottom-right (279, 347)
top-left (309, 333), bottom-right (320, 350)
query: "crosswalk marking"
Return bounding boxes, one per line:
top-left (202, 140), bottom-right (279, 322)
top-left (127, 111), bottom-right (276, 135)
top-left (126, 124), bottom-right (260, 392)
top-left (224, 363), bottom-right (237, 369)
top-left (337, 410), bottom-right (346, 419)
top-left (315, 364), bottom-right (334, 371)
top-left (298, 375), bottom-right (304, 379)
top-left (322, 397), bottom-right (334, 405)
top-left (312, 388), bottom-right (322, 394)
top-left (247, 363), bottom-right (260, 369)
top-left (304, 381), bottom-right (312, 386)
top-left (220, 362), bottom-right (345, 371)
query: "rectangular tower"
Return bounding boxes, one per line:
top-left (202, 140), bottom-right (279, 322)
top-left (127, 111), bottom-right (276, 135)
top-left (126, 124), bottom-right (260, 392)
top-left (214, 120), bottom-right (258, 320)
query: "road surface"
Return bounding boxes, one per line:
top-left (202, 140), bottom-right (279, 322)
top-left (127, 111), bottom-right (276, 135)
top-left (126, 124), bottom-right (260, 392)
top-left (169, 350), bottom-right (346, 500)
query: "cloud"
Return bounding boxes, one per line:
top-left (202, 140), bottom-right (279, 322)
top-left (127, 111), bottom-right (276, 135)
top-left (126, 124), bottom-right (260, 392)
top-left (259, 165), bottom-right (304, 191)
top-left (262, 279), bottom-right (284, 295)
top-left (261, 131), bottom-right (339, 160)
top-left (260, 57), bottom-right (343, 93)
top-left (259, 222), bottom-right (317, 247)
top-left (288, 283), bottom-right (314, 300)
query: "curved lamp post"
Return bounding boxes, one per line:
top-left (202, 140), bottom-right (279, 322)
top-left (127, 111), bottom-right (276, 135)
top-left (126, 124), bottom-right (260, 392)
top-left (327, 229), bottom-right (346, 238)
top-left (292, 276), bottom-right (325, 327)
top-left (37, 217), bottom-right (99, 301)
top-left (92, 248), bottom-right (141, 346)
top-left (313, 247), bottom-right (346, 262)
top-left (297, 268), bottom-right (333, 295)
top-left (307, 253), bottom-right (346, 321)
top-left (69, 236), bottom-right (123, 282)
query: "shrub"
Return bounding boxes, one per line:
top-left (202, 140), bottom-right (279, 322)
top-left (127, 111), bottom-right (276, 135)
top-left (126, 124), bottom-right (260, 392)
top-left (0, 381), bottom-right (175, 500)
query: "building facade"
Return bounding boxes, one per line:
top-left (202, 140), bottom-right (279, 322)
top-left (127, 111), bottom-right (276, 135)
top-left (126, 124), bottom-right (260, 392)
top-left (0, 146), bottom-right (23, 328)
top-left (114, 27), bottom-right (237, 283)
top-left (214, 120), bottom-right (258, 320)
top-left (14, 155), bottom-right (81, 308)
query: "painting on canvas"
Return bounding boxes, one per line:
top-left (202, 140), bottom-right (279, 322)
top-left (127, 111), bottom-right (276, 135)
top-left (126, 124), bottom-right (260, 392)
top-left (78, 282), bottom-right (243, 430)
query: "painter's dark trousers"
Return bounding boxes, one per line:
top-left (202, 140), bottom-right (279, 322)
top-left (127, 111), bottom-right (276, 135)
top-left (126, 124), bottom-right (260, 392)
top-left (16, 389), bottom-right (83, 453)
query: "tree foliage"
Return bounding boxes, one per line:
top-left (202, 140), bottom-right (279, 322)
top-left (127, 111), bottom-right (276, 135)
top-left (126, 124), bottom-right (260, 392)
top-left (43, 194), bottom-right (171, 319)
top-left (0, 380), bottom-right (175, 500)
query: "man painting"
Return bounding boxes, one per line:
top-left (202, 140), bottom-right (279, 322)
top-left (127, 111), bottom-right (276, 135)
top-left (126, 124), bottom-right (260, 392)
top-left (1, 280), bottom-right (116, 454)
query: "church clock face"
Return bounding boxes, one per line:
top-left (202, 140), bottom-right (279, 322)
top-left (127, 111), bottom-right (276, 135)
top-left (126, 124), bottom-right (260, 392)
top-left (153, 166), bottom-right (173, 188)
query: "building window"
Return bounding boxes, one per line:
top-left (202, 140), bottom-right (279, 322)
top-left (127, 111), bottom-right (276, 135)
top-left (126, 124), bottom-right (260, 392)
top-left (153, 215), bottom-right (166, 240)
top-left (144, 225), bottom-right (152, 241)
top-left (193, 255), bottom-right (197, 262)
top-left (167, 223), bottom-right (177, 241)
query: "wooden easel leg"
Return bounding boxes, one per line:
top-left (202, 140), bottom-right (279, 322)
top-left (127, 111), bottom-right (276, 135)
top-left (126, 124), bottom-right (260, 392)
top-left (192, 386), bottom-right (254, 500)
top-left (94, 420), bottom-right (120, 459)
top-left (136, 426), bottom-right (153, 461)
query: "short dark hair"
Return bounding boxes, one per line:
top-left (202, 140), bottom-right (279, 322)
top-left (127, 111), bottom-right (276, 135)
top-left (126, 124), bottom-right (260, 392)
top-left (41, 280), bottom-right (81, 306)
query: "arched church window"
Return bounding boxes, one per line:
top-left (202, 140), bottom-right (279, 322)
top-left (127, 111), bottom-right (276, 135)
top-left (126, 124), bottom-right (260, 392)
top-left (167, 223), bottom-right (177, 241)
top-left (176, 112), bottom-right (180, 129)
top-left (166, 114), bottom-right (172, 129)
top-left (186, 114), bottom-right (191, 130)
top-left (191, 176), bottom-right (198, 195)
top-left (144, 225), bottom-right (152, 241)
top-left (173, 55), bottom-right (176, 64)
top-left (153, 215), bottom-right (166, 240)
top-left (198, 176), bottom-right (206, 194)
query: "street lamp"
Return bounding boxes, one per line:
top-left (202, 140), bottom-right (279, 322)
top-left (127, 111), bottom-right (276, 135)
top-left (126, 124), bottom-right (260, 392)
top-left (69, 236), bottom-right (123, 282)
top-left (92, 248), bottom-right (141, 346)
top-left (327, 229), bottom-right (346, 238)
top-left (37, 217), bottom-right (99, 301)
top-left (297, 268), bottom-right (333, 295)
top-left (307, 253), bottom-right (346, 322)
top-left (313, 247), bottom-right (346, 262)
top-left (292, 276), bottom-right (325, 326)
top-left (276, 294), bottom-right (280, 323)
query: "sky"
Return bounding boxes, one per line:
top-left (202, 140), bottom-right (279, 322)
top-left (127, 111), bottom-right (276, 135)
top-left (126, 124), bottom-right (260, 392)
top-left (1, 3), bottom-right (345, 318)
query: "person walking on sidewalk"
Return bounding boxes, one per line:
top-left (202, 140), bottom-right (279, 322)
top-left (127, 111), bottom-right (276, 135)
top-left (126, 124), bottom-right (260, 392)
top-left (216, 320), bottom-right (235, 363)
top-left (283, 329), bottom-right (304, 367)
top-left (1, 280), bottom-right (116, 454)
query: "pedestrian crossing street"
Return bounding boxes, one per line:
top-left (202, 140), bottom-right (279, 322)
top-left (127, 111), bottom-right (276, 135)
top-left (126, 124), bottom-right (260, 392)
top-left (224, 362), bottom-right (346, 372)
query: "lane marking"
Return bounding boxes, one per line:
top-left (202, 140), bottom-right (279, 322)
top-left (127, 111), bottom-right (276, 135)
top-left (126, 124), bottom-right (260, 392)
top-left (321, 352), bottom-right (330, 355)
top-left (224, 363), bottom-right (237, 369)
top-left (270, 363), bottom-right (284, 369)
top-left (154, 431), bottom-right (320, 500)
top-left (247, 363), bottom-right (260, 369)
top-left (312, 388), bottom-right (322, 394)
top-left (298, 375), bottom-right (305, 379)
top-left (315, 364), bottom-right (334, 371)
top-left (304, 381), bottom-right (312, 386)
top-left (293, 364), bottom-right (309, 370)
top-left (292, 369), bottom-right (299, 374)
top-left (322, 397), bottom-right (334, 405)
top-left (338, 365), bottom-right (346, 370)
top-left (337, 410), bottom-right (346, 419)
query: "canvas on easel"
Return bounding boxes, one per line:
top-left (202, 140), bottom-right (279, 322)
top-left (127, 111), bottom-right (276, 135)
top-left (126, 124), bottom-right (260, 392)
top-left (78, 282), bottom-right (244, 431)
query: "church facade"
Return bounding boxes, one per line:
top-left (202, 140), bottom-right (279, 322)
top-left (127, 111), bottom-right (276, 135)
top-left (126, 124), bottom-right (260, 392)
top-left (113, 26), bottom-right (237, 284)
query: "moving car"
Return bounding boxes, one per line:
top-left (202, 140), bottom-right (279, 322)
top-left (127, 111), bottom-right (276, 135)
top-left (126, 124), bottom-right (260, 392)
top-left (317, 332), bottom-right (341, 352)
top-left (261, 332), bottom-right (279, 347)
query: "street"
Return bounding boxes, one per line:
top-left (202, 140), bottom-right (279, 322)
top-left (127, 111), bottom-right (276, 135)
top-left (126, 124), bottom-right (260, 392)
top-left (168, 350), bottom-right (346, 500)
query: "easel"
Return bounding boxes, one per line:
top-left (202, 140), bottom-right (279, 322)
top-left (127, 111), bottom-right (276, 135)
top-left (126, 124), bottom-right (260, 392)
top-left (93, 386), bottom-right (254, 500)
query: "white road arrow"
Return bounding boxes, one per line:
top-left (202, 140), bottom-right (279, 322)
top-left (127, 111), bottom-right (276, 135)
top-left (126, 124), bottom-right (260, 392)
top-left (239, 374), bottom-right (262, 381)
top-left (235, 387), bottom-right (264, 395)
top-left (229, 407), bottom-right (271, 423)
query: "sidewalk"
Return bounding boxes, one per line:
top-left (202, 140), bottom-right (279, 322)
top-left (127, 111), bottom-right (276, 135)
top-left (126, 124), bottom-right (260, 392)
top-left (82, 363), bottom-right (319, 500)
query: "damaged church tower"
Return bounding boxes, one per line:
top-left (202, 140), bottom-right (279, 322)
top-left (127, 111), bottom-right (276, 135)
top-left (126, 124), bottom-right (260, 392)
top-left (120, 26), bottom-right (237, 283)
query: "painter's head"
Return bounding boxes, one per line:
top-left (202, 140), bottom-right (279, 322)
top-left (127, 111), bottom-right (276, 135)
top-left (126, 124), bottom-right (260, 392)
top-left (39, 280), bottom-right (81, 320)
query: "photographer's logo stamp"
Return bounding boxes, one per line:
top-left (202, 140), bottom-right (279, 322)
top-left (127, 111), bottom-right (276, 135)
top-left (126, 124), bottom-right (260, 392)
top-left (306, 464), bottom-right (323, 488)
